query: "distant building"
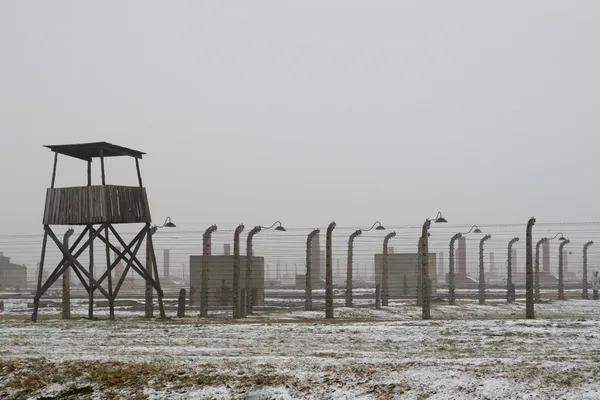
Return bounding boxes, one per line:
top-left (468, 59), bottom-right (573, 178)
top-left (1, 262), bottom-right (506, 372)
top-left (374, 253), bottom-right (438, 297)
top-left (189, 255), bottom-right (265, 309)
top-left (0, 252), bottom-right (27, 289)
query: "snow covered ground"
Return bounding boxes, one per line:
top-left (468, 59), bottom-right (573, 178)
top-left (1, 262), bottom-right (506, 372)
top-left (1, 299), bottom-right (600, 399)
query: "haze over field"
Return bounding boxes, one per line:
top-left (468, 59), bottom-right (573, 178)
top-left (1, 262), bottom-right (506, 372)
top-left (1, 1), bottom-right (600, 236)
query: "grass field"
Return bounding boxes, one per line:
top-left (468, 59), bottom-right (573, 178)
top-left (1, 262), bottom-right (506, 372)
top-left (1, 299), bottom-right (600, 399)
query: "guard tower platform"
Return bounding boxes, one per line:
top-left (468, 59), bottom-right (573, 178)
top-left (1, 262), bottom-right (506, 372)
top-left (32, 142), bottom-right (166, 321)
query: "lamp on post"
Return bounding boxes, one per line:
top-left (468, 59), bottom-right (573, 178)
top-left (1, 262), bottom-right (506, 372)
top-left (145, 217), bottom-right (176, 319)
top-left (346, 221), bottom-right (385, 307)
top-left (421, 212), bottom-right (447, 320)
top-left (448, 225), bottom-right (483, 306)
top-left (245, 221), bottom-right (286, 315)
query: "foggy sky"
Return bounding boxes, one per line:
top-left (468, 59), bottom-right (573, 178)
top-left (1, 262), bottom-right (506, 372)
top-left (1, 1), bottom-right (599, 236)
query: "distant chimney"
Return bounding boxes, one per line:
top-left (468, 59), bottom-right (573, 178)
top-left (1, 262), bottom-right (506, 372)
top-left (0, 252), bottom-right (3, 257)
top-left (224, 244), bottom-right (231, 255)
top-left (388, 247), bottom-right (394, 254)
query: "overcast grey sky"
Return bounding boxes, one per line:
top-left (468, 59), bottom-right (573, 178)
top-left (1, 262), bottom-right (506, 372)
top-left (1, 1), bottom-right (599, 235)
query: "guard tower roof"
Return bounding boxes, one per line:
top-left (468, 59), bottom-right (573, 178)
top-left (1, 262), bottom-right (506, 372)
top-left (44, 142), bottom-right (145, 161)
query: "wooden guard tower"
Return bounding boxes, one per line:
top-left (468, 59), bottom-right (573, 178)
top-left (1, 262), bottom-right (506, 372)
top-left (32, 142), bottom-right (165, 321)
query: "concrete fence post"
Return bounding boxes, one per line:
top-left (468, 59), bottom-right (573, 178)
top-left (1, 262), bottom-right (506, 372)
top-left (525, 217), bottom-right (536, 319)
top-left (534, 238), bottom-right (545, 303)
top-left (200, 224), bottom-right (217, 318)
top-left (305, 229), bottom-right (320, 311)
top-left (381, 231), bottom-right (396, 307)
top-left (240, 288), bottom-right (246, 318)
top-left (479, 234), bottom-right (492, 305)
top-left (325, 222), bottom-right (336, 319)
top-left (346, 230), bottom-right (361, 307)
top-left (507, 237), bottom-right (519, 303)
top-left (177, 288), bottom-right (186, 318)
top-left (245, 226), bottom-right (261, 316)
top-left (583, 241), bottom-right (594, 299)
top-left (448, 233), bottom-right (461, 306)
top-left (421, 219), bottom-right (432, 320)
top-left (232, 224), bottom-right (245, 319)
top-left (558, 239), bottom-right (570, 300)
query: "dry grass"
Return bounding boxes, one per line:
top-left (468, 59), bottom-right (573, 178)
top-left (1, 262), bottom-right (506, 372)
top-left (0, 359), bottom-right (293, 400)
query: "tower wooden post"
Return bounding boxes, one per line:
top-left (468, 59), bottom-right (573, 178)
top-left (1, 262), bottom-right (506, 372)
top-left (61, 228), bottom-right (74, 319)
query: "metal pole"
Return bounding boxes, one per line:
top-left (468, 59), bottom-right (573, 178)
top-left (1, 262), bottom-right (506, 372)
top-left (525, 217), bottom-right (536, 318)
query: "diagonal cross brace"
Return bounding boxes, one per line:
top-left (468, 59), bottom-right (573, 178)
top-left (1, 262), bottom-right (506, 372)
top-left (37, 226), bottom-right (93, 296)
top-left (90, 228), bottom-right (145, 289)
top-left (44, 225), bottom-right (113, 301)
top-left (103, 225), bottom-right (164, 296)
top-left (50, 226), bottom-right (89, 277)
top-left (112, 232), bottom-right (145, 298)
top-left (93, 226), bottom-right (163, 295)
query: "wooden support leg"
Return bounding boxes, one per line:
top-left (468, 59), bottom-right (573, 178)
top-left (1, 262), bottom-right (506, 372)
top-left (32, 231), bottom-right (49, 322)
top-left (145, 232), bottom-right (154, 318)
top-left (147, 231), bottom-right (166, 319)
top-left (105, 226), bottom-right (115, 320)
top-left (89, 226), bottom-right (94, 319)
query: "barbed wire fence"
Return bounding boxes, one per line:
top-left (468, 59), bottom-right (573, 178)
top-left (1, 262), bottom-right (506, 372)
top-left (1, 221), bottom-right (600, 320)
